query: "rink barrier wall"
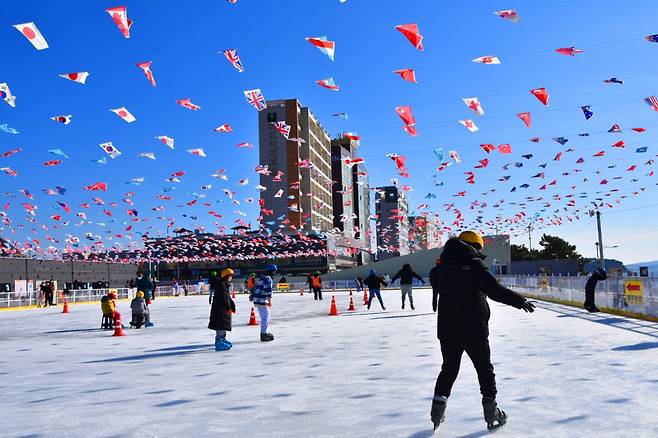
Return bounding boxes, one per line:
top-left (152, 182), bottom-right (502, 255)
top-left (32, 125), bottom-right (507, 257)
top-left (500, 275), bottom-right (658, 321)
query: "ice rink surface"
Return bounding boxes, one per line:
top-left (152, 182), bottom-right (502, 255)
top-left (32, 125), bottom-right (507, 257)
top-left (1, 289), bottom-right (658, 438)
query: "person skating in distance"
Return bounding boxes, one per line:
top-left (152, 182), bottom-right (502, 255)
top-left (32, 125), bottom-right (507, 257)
top-left (584, 267), bottom-right (607, 313)
top-left (391, 263), bottom-right (425, 310)
top-left (430, 231), bottom-right (536, 432)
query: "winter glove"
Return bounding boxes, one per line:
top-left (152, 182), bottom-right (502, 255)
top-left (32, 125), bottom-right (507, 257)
top-left (521, 301), bottom-right (536, 313)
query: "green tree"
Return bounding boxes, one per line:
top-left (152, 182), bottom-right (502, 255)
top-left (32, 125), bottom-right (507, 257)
top-left (510, 244), bottom-right (541, 261)
top-left (537, 234), bottom-right (582, 260)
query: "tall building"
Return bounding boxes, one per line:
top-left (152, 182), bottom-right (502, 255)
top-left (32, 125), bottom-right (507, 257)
top-left (258, 99), bottom-right (333, 232)
top-left (409, 214), bottom-right (442, 252)
top-left (330, 137), bottom-right (372, 265)
top-left (375, 186), bottom-right (409, 260)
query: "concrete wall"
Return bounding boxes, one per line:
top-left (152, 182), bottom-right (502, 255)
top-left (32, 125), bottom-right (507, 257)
top-left (0, 258), bottom-right (138, 291)
top-left (322, 235), bottom-right (511, 281)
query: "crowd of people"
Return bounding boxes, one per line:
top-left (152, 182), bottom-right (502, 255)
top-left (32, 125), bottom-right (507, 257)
top-left (92, 229), bottom-right (610, 432)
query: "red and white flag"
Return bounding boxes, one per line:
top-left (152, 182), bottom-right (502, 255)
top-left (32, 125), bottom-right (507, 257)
top-left (498, 144), bottom-right (512, 154)
top-left (100, 141), bottom-right (122, 159)
top-left (472, 55), bottom-right (501, 64)
top-left (345, 158), bottom-right (365, 165)
top-left (458, 119), bottom-right (479, 132)
top-left (236, 142), bottom-right (253, 148)
top-left (51, 115), bottom-right (72, 125)
top-left (463, 97), bottom-right (484, 116)
top-left (84, 182), bottom-right (108, 192)
top-left (395, 23), bottom-right (424, 50)
top-left (156, 135), bottom-right (175, 149)
top-left (494, 9), bottom-right (520, 23)
top-left (111, 107), bottom-right (136, 123)
top-left (517, 112), bottom-right (531, 127)
top-left (13, 22), bottom-right (49, 50)
top-left (59, 72), bottom-right (89, 84)
top-left (393, 69), bottom-right (417, 83)
top-left (136, 61), bottom-right (156, 87)
top-left (530, 88), bottom-right (549, 106)
top-left (187, 148), bottom-right (206, 157)
top-left (1, 167), bottom-right (18, 177)
top-left (480, 144), bottom-right (495, 154)
top-left (176, 98), bottom-right (201, 110)
top-left (106, 6), bottom-right (131, 38)
top-left (214, 124), bottom-right (233, 132)
top-left (395, 105), bottom-right (416, 126)
top-left (343, 132), bottom-right (360, 141)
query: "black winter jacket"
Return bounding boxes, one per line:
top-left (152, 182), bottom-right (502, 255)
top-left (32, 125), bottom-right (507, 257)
top-left (208, 279), bottom-right (236, 331)
top-left (429, 265), bottom-right (440, 289)
top-left (363, 274), bottom-right (387, 290)
top-left (585, 270), bottom-right (607, 295)
top-left (391, 266), bottom-right (424, 285)
top-left (435, 238), bottom-right (527, 339)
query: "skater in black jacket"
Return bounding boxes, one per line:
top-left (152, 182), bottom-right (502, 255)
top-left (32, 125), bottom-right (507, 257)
top-left (584, 267), bottom-right (607, 312)
top-left (430, 231), bottom-right (535, 432)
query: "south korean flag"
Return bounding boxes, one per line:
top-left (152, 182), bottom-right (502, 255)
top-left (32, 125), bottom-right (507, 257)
top-left (100, 141), bottom-right (122, 159)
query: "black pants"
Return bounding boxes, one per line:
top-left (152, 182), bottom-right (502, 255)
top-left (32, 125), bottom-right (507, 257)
top-left (313, 287), bottom-right (323, 300)
top-left (584, 284), bottom-right (597, 307)
top-left (434, 336), bottom-right (497, 399)
top-left (131, 313), bottom-right (144, 328)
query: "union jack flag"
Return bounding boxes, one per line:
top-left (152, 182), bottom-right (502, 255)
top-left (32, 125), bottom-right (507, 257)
top-left (222, 49), bottom-right (244, 73)
top-left (273, 121), bottom-right (291, 139)
top-left (243, 88), bottom-right (266, 111)
top-left (645, 95), bottom-right (658, 112)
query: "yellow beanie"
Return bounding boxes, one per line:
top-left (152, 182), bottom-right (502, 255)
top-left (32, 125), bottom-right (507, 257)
top-left (136, 291), bottom-right (144, 298)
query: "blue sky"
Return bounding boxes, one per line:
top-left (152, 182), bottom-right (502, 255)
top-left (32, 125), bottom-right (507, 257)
top-left (2, 0), bottom-right (658, 263)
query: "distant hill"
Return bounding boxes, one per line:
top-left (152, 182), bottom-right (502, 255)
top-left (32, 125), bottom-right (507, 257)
top-left (626, 261), bottom-right (658, 275)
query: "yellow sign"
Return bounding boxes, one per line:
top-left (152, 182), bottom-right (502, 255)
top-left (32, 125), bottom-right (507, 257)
top-left (624, 280), bottom-right (644, 305)
top-left (276, 283), bottom-right (289, 291)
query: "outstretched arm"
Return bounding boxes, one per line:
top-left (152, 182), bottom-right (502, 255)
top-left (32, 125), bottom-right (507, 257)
top-left (472, 259), bottom-right (531, 310)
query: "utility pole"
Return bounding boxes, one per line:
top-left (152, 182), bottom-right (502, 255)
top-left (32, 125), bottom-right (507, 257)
top-left (527, 224), bottom-right (533, 250)
top-left (596, 211), bottom-right (604, 269)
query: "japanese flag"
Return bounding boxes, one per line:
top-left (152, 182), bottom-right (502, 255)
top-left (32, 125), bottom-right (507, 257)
top-left (59, 72), bottom-right (89, 84)
top-left (13, 22), bottom-right (49, 50)
top-left (51, 115), bottom-right (72, 125)
top-left (156, 135), bottom-right (175, 149)
top-left (100, 141), bottom-right (122, 159)
top-left (0, 83), bottom-right (16, 108)
top-left (187, 148), bottom-right (206, 157)
top-left (111, 107), bottom-right (136, 123)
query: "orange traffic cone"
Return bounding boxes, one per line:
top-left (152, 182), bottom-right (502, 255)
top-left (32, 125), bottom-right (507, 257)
top-left (62, 300), bottom-right (69, 314)
top-left (363, 289), bottom-right (368, 305)
top-left (112, 317), bottom-right (125, 337)
top-left (248, 306), bottom-right (258, 326)
top-left (329, 295), bottom-right (339, 316)
top-left (232, 289), bottom-right (236, 299)
top-left (299, 286), bottom-right (304, 296)
top-left (348, 293), bottom-right (356, 312)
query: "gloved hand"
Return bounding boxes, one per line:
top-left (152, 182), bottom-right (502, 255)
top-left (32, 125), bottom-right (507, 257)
top-left (521, 301), bottom-right (536, 313)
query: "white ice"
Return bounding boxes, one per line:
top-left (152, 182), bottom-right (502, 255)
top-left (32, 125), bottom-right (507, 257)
top-left (1, 290), bottom-right (658, 437)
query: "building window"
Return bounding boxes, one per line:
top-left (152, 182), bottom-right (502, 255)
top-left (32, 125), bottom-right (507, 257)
top-left (267, 112), bottom-right (277, 123)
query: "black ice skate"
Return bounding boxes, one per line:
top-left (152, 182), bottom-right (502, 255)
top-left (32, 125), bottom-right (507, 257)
top-left (430, 395), bottom-right (447, 431)
top-left (482, 397), bottom-right (507, 431)
top-left (260, 332), bottom-right (274, 342)
top-left (584, 303), bottom-right (600, 313)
